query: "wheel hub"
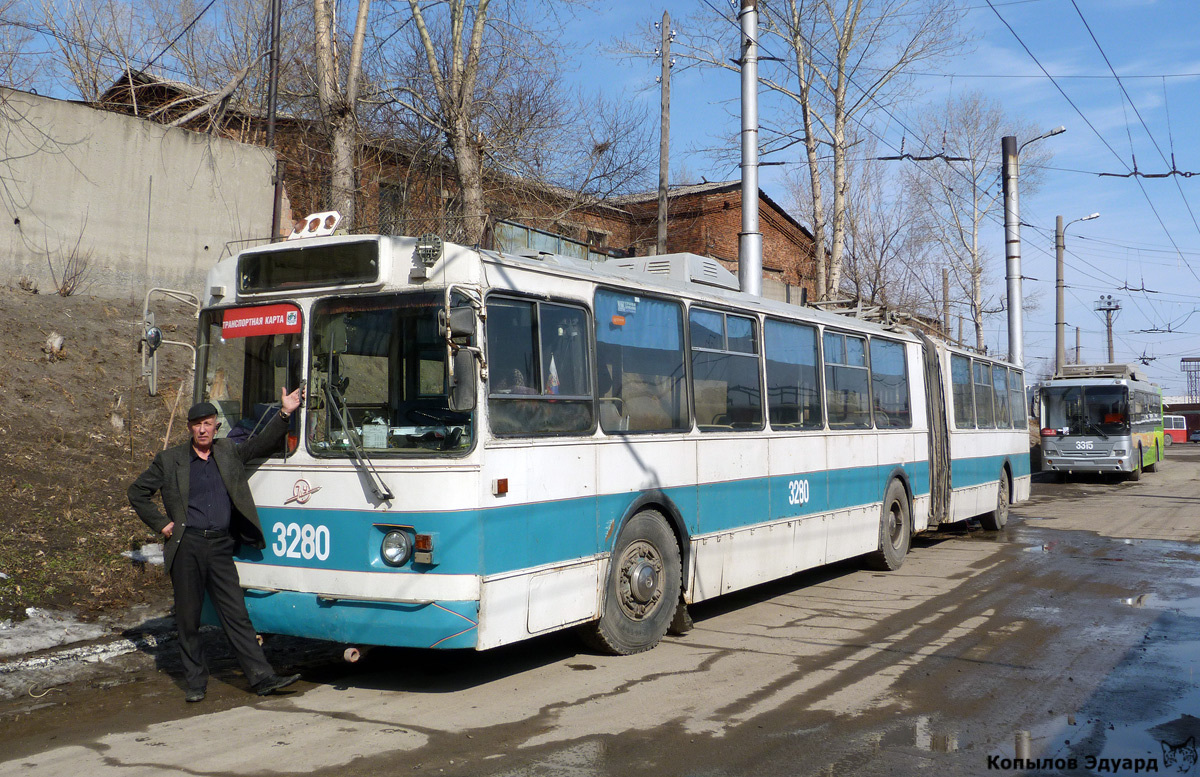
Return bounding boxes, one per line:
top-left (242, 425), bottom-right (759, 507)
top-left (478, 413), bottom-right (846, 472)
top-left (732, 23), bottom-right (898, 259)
top-left (618, 541), bottom-right (664, 619)
top-left (629, 561), bottom-right (658, 603)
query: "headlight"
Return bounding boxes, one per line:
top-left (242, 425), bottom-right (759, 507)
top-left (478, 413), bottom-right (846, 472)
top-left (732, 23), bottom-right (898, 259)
top-left (1113, 449), bottom-right (1126, 456)
top-left (381, 530), bottom-right (413, 567)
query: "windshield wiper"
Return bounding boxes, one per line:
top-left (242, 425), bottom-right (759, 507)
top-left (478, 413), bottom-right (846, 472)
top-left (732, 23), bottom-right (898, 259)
top-left (1076, 415), bottom-right (1109, 440)
top-left (325, 381), bottom-right (395, 501)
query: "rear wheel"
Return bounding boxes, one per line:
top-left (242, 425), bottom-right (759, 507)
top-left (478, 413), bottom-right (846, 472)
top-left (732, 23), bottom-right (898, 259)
top-left (866, 479), bottom-right (910, 571)
top-left (581, 510), bottom-right (682, 655)
top-left (1146, 442), bottom-right (1160, 472)
top-left (980, 472), bottom-right (1010, 531)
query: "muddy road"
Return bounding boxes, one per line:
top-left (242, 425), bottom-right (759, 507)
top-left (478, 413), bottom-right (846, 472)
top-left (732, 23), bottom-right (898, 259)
top-left (5, 450), bottom-right (1200, 776)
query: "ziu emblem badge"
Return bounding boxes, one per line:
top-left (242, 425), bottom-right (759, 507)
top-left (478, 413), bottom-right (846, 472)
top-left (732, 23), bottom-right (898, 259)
top-left (285, 479), bottom-right (322, 505)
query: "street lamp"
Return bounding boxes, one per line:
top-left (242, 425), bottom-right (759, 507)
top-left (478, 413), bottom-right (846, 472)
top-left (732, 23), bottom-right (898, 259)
top-left (1002, 125), bottom-right (1066, 367)
top-left (1055, 212), bottom-right (1100, 375)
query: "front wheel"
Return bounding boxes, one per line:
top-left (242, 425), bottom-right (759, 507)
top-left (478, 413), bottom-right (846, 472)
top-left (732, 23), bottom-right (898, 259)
top-left (1128, 448), bottom-right (1143, 482)
top-left (980, 472), bottom-right (1010, 531)
top-left (581, 510), bottom-right (682, 655)
top-left (866, 479), bottom-right (911, 571)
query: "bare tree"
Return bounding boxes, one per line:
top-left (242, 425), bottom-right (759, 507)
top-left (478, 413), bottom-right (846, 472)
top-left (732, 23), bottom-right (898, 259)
top-left (627, 0), bottom-right (965, 300)
top-left (38, 0), bottom-right (165, 101)
top-left (902, 90), bottom-right (1050, 350)
top-left (381, 0), bottom-right (653, 244)
top-left (312, 0), bottom-right (370, 229)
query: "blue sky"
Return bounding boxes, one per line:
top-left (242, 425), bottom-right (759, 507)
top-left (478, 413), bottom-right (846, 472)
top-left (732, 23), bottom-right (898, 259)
top-left (563, 0), bottom-right (1200, 394)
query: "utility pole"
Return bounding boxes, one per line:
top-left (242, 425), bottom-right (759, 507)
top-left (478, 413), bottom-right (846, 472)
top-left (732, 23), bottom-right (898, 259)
top-left (1055, 212), bottom-right (1099, 375)
top-left (1075, 326), bottom-right (1081, 364)
top-left (656, 12), bottom-right (674, 255)
top-left (267, 0), bottom-right (284, 241)
top-left (1095, 295), bottom-right (1120, 362)
top-left (942, 269), bottom-right (950, 339)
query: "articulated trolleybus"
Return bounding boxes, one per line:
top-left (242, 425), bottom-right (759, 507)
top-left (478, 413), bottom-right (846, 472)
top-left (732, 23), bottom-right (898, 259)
top-left (186, 215), bottom-right (1030, 655)
top-left (1038, 363), bottom-right (1164, 480)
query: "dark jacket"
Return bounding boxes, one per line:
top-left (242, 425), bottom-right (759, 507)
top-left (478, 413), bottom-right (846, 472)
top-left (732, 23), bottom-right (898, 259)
top-left (128, 414), bottom-right (289, 574)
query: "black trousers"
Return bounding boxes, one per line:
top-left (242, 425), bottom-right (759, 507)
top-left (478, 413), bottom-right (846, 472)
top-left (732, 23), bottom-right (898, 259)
top-left (170, 530), bottom-right (274, 691)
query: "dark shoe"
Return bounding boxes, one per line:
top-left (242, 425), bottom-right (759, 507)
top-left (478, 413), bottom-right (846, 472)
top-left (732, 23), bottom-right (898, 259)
top-left (185, 687), bottom-right (206, 703)
top-left (253, 673), bottom-right (301, 696)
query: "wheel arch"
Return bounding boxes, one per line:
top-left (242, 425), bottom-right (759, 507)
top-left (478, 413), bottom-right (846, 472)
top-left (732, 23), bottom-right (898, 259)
top-left (606, 489), bottom-right (691, 593)
top-left (884, 466), bottom-right (915, 527)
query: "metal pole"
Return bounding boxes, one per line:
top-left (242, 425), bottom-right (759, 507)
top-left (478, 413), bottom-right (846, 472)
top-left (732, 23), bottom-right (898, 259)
top-left (1107, 310), bottom-right (1115, 362)
top-left (656, 12), bottom-right (671, 255)
top-left (942, 268), bottom-right (950, 339)
top-left (1075, 326), bottom-right (1081, 364)
top-left (267, 0), bottom-right (284, 242)
top-left (738, 0), bottom-right (762, 296)
top-left (1055, 215), bottom-right (1065, 375)
top-left (266, 0), bottom-right (281, 148)
top-left (1001, 135), bottom-right (1022, 366)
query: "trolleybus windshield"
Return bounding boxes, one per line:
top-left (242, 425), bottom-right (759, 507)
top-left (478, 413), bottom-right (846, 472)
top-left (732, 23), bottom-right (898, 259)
top-left (309, 290), bottom-right (472, 455)
top-left (1042, 384), bottom-right (1128, 437)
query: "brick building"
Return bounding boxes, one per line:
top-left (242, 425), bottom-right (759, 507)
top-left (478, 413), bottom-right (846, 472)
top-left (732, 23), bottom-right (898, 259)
top-left (95, 71), bottom-right (816, 298)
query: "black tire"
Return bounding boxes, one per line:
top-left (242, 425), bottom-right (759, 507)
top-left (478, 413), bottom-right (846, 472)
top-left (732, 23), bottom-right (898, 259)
top-left (581, 510), bottom-right (682, 655)
top-left (1128, 448), bottom-right (1143, 482)
top-left (866, 479), bottom-right (911, 571)
top-left (980, 471), bottom-right (1010, 531)
top-left (1165, 435), bottom-right (1173, 447)
top-left (1146, 443), bottom-right (1160, 473)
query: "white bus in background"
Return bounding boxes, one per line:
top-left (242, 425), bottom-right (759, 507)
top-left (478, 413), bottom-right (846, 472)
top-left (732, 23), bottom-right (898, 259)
top-left (157, 216), bottom-right (1031, 656)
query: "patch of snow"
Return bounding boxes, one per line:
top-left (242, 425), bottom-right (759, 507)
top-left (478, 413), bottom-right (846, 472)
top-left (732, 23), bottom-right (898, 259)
top-left (120, 543), bottom-right (164, 565)
top-left (0, 608), bottom-right (108, 660)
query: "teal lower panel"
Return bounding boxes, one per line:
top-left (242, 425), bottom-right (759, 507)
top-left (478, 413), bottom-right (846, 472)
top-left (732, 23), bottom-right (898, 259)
top-left (213, 591), bottom-right (480, 649)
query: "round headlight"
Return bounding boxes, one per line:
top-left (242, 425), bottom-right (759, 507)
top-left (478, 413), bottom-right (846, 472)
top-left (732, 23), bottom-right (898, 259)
top-left (381, 530), bottom-right (413, 567)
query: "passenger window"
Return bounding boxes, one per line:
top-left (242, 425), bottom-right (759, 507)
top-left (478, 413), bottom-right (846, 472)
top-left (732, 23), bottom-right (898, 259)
top-left (486, 298), bottom-right (593, 436)
top-left (690, 309), bottom-right (763, 431)
top-left (595, 290), bottom-right (688, 433)
top-left (765, 319), bottom-right (822, 430)
top-left (869, 339), bottom-right (911, 429)
top-left (824, 331), bottom-right (871, 429)
top-left (1009, 370), bottom-right (1026, 428)
top-left (974, 361), bottom-right (996, 429)
top-left (992, 365), bottom-right (1011, 428)
top-left (950, 354), bottom-right (975, 429)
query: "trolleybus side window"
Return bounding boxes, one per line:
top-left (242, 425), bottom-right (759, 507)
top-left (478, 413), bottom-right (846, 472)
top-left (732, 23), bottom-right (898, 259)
top-left (689, 308), bottom-right (763, 431)
top-left (950, 354), bottom-right (975, 429)
top-left (196, 303), bottom-right (302, 452)
top-left (308, 291), bottom-right (472, 455)
top-left (992, 364), bottom-right (1012, 428)
top-left (868, 338), bottom-right (911, 429)
top-left (764, 318), bottom-right (822, 430)
top-left (973, 360), bottom-right (996, 429)
top-left (824, 331), bottom-right (871, 429)
top-left (485, 297), bottom-right (594, 436)
top-left (1009, 370), bottom-right (1027, 429)
top-left (595, 289), bottom-right (688, 433)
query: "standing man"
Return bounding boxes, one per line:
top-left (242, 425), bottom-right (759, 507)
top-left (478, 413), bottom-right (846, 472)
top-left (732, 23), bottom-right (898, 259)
top-left (129, 387), bottom-right (304, 702)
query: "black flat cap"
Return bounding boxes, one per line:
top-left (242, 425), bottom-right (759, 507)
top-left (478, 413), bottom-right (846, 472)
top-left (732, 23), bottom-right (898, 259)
top-left (187, 401), bottom-right (219, 422)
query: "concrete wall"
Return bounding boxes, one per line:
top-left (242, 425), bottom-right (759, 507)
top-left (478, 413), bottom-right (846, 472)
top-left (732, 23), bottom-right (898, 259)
top-left (0, 87), bottom-right (275, 298)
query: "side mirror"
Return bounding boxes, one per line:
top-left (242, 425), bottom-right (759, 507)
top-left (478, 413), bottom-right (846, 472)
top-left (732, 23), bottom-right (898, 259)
top-left (448, 348), bottom-right (477, 412)
top-left (145, 326), bottom-right (164, 355)
top-left (439, 306), bottom-right (476, 339)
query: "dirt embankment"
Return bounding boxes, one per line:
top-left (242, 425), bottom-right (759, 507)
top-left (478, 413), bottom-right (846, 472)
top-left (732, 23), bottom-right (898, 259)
top-left (0, 285), bottom-right (198, 623)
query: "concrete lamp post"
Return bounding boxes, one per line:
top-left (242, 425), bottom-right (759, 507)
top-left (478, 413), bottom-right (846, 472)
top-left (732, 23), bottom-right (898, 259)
top-left (1055, 212), bottom-right (1100, 375)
